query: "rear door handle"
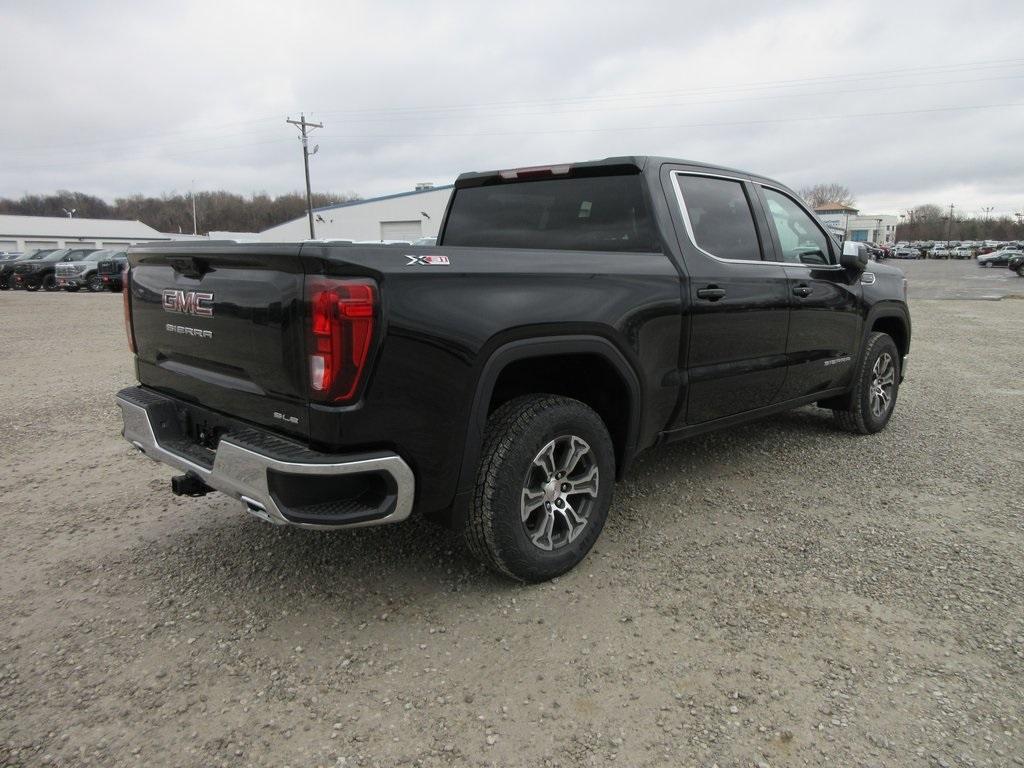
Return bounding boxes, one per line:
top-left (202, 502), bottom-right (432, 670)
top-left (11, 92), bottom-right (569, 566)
top-left (696, 286), bottom-right (726, 301)
top-left (792, 284), bottom-right (813, 298)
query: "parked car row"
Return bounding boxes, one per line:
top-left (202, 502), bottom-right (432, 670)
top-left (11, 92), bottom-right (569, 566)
top-left (0, 248), bottom-right (128, 292)
top-left (888, 240), bottom-right (1024, 260)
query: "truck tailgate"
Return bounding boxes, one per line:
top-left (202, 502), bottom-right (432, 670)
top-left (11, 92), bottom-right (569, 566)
top-left (128, 243), bottom-right (308, 439)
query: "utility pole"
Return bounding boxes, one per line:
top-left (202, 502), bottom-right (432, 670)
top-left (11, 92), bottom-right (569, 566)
top-left (945, 203), bottom-right (955, 247)
top-left (981, 206), bottom-right (994, 220)
top-left (190, 180), bottom-right (198, 235)
top-left (190, 181), bottom-right (197, 236)
top-left (286, 113), bottom-right (323, 239)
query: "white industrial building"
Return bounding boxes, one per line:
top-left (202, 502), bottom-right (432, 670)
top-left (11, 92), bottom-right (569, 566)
top-left (0, 214), bottom-right (172, 252)
top-left (260, 184), bottom-right (453, 243)
top-left (813, 204), bottom-right (899, 245)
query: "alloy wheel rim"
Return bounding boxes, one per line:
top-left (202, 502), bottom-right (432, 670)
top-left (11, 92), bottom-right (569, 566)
top-left (520, 435), bottom-right (599, 552)
top-left (869, 352), bottom-right (895, 418)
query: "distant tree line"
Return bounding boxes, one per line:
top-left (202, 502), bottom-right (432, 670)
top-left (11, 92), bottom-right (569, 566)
top-left (0, 190), bottom-right (361, 234)
top-left (895, 204), bottom-right (1024, 242)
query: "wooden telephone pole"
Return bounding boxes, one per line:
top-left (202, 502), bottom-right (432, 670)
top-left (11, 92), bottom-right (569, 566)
top-left (286, 113), bottom-right (323, 239)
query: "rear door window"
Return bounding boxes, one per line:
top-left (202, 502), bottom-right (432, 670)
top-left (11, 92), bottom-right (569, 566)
top-left (442, 174), bottom-right (659, 252)
top-left (674, 175), bottom-right (763, 261)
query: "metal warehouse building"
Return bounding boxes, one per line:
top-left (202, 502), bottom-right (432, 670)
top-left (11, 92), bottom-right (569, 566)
top-left (0, 214), bottom-right (170, 252)
top-left (260, 184), bottom-right (453, 242)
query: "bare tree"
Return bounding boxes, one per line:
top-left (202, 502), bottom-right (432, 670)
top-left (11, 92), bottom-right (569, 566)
top-left (797, 183), bottom-right (856, 209)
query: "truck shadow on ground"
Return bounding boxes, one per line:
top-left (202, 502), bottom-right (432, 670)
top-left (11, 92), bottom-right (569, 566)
top-left (110, 405), bottom-right (854, 617)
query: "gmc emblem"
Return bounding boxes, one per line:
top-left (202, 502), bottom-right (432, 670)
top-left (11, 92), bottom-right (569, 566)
top-left (162, 289), bottom-right (214, 317)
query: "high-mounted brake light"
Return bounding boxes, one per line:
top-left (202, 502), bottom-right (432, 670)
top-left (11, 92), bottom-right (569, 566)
top-left (122, 264), bottom-right (136, 353)
top-left (306, 278), bottom-right (377, 403)
top-left (497, 164), bottom-right (571, 180)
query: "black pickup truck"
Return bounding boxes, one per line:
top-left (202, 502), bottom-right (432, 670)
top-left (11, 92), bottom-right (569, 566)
top-left (116, 156), bottom-right (910, 581)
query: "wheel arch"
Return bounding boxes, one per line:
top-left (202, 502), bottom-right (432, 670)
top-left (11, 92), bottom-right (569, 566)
top-left (456, 335), bottom-right (643, 500)
top-left (866, 304), bottom-right (911, 359)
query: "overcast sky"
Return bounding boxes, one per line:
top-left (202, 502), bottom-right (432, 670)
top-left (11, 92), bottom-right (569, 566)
top-left (3, 0), bottom-right (1023, 217)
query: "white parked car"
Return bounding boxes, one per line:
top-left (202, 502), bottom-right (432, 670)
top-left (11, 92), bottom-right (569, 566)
top-left (893, 246), bottom-right (921, 259)
top-left (930, 246), bottom-right (953, 258)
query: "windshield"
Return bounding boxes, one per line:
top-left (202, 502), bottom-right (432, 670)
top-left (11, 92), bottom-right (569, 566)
top-left (442, 173), bottom-right (659, 252)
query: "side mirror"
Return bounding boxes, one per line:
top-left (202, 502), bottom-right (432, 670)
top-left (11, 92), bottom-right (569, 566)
top-left (840, 241), bottom-right (869, 272)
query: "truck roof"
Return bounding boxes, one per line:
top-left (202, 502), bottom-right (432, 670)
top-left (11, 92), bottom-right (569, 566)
top-left (455, 156), bottom-right (785, 189)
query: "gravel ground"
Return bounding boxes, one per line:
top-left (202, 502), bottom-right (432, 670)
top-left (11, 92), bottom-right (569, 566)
top-left (1, 281), bottom-right (1022, 768)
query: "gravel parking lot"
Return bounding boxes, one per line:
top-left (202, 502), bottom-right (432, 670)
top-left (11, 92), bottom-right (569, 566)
top-left (2, 267), bottom-right (1022, 768)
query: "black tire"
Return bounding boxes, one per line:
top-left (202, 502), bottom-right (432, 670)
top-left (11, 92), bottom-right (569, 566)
top-left (832, 332), bottom-right (901, 434)
top-left (24, 282), bottom-right (39, 292)
top-left (462, 394), bottom-right (615, 582)
top-left (87, 274), bottom-right (104, 292)
top-left (41, 275), bottom-right (59, 292)
top-left (64, 285), bottom-right (80, 292)
top-left (1016, 265), bottom-right (1024, 278)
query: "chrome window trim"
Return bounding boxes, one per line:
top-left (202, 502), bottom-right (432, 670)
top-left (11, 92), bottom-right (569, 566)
top-left (669, 170), bottom-right (842, 270)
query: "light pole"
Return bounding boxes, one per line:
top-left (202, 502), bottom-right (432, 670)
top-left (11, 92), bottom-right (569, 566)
top-left (62, 208), bottom-right (76, 219)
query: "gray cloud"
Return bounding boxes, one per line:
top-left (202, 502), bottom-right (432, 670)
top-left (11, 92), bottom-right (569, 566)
top-left (2, 0), bottom-right (1023, 217)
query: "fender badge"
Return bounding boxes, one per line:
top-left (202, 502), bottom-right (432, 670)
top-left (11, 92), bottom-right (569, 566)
top-left (406, 254), bottom-right (450, 266)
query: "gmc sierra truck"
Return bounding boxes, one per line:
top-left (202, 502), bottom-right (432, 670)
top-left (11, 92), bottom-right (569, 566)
top-left (116, 156), bottom-right (910, 582)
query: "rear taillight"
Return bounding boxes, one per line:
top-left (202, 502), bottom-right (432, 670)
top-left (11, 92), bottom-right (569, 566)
top-left (306, 278), bottom-right (377, 403)
top-left (122, 265), bottom-right (136, 353)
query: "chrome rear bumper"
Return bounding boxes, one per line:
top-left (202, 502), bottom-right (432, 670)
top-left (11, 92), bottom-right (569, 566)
top-left (116, 389), bottom-right (415, 530)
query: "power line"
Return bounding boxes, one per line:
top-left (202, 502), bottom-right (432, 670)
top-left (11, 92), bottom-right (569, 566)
top-left (313, 73), bottom-right (1024, 126)
top-left (3, 56), bottom-right (1023, 155)
top-left (314, 58), bottom-right (1024, 117)
top-left (314, 101), bottom-right (1024, 141)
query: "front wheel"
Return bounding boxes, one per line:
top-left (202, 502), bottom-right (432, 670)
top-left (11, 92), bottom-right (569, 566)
top-left (1016, 265), bottom-right (1024, 277)
top-left (42, 275), bottom-right (59, 292)
top-left (462, 395), bottom-right (615, 582)
top-left (87, 274), bottom-right (104, 292)
top-left (832, 332), bottom-right (901, 434)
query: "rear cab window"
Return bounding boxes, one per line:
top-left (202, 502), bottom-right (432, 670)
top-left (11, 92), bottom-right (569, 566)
top-left (441, 174), bottom-right (659, 252)
top-left (673, 174), bottom-right (763, 261)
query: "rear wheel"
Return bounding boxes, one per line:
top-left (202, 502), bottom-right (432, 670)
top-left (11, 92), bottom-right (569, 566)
top-left (462, 395), bottom-right (615, 582)
top-left (832, 332), bottom-right (900, 434)
top-left (42, 274), bottom-right (59, 292)
top-left (87, 274), bottom-right (104, 292)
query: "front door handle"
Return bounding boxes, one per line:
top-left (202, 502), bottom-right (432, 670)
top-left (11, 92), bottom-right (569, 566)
top-left (696, 286), bottom-right (726, 301)
top-left (792, 284), bottom-right (813, 298)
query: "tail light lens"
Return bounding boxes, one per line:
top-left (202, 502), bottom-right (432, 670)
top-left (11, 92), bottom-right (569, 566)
top-left (306, 278), bottom-right (377, 402)
top-left (122, 265), bottom-right (136, 353)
